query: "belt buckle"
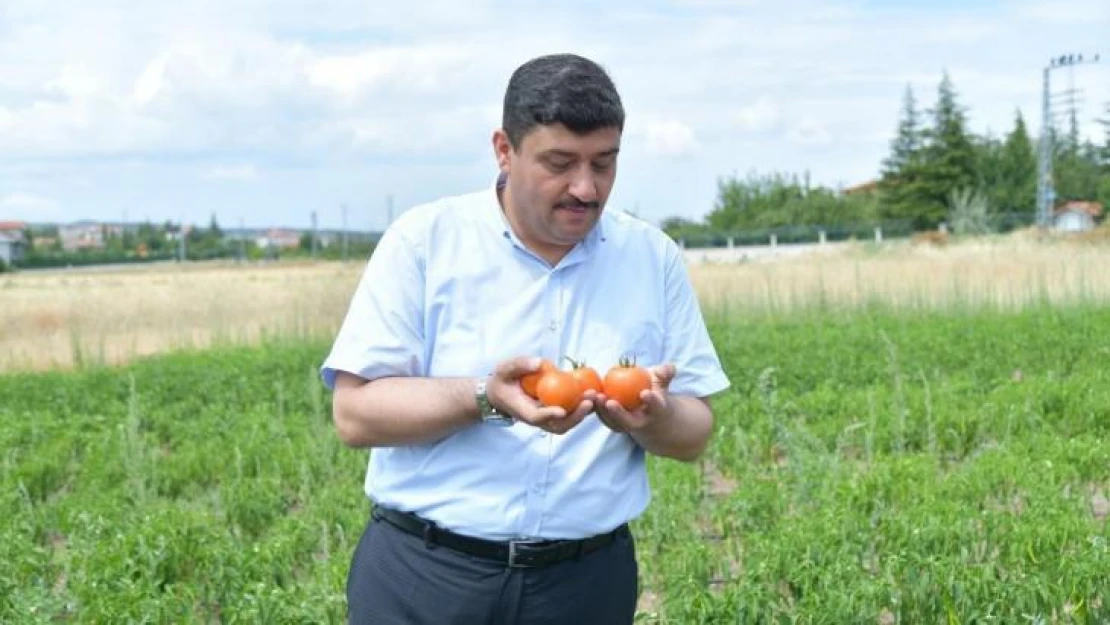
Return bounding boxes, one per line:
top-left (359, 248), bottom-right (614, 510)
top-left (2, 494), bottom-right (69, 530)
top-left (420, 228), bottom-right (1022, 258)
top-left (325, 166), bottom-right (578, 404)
top-left (507, 539), bottom-right (544, 568)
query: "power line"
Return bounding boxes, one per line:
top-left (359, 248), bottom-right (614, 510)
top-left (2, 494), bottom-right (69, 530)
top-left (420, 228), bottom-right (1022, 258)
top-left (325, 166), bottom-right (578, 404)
top-left (1036, 51), bottom-right (1102, 228)
top-left (341, 203), bottom-right (349, 263)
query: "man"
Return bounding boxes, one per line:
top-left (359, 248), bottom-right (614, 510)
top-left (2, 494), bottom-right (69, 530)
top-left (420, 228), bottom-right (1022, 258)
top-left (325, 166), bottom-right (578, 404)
top-left (320, 53), bottom-right (730, 624)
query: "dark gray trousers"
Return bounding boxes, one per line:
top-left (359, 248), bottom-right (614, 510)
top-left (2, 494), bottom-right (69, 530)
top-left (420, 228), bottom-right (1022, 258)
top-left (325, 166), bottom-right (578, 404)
top-left (346, 513), bottom-right (640, 624)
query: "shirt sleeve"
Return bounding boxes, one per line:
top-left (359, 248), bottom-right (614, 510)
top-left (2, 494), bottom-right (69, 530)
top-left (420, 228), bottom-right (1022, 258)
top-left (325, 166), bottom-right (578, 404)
top-left (319, 224), bottom-right (426, 390)
top-left (661, 241), bottom-right (731, 399)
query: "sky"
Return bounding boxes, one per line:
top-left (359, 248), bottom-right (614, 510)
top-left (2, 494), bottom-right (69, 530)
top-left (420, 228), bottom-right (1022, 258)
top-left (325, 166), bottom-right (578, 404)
top-left (0, 0), bottom-right (1108, 231)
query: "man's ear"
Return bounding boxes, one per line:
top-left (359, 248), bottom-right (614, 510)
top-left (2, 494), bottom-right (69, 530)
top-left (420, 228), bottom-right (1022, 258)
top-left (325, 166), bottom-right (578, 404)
top-left (491, 129), bottom-right (513, 173)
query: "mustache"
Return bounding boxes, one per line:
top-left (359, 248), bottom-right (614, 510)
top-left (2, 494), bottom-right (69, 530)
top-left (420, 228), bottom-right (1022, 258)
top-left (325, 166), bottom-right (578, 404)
top-left (555, 199), bottom-right (601, 210)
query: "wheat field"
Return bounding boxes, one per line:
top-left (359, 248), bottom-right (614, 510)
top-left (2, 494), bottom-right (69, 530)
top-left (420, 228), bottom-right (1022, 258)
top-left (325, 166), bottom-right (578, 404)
top-left (691, 233), bottom-right (1110, 313)
top-left (2, 233), bottom-right (1109, 373)
top-left (0, 261), bottom-right (361, 373)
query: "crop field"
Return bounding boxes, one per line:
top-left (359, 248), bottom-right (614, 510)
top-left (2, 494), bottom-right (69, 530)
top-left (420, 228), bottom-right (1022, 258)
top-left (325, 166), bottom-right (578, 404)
top-left (2, 234), bottom-right (1109, 622)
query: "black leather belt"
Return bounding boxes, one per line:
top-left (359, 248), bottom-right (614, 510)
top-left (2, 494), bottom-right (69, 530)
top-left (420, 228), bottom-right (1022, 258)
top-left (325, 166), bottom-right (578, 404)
top-left (371, 505), bottom-right (628, 568)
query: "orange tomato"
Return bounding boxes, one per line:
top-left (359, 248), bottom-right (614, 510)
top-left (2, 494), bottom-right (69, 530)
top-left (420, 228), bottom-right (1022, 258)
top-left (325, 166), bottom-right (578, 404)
top-left (521, 358), bottom-right (556, 399)
top-left (536, 370), bottom-right (584, 413)
top-left (564, 356), bottom-right (603, 393)
top-left (603, 356), bottom-right (652, 411)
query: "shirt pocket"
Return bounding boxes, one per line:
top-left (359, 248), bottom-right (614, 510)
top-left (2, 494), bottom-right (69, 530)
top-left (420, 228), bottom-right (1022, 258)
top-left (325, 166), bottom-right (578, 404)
top-left (580, 318), bottom-right (665, 373)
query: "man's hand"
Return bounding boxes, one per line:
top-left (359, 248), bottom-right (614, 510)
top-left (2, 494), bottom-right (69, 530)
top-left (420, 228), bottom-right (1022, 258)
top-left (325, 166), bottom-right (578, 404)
top-left (593, 363), bottom-right (715, 462)
top-left (593, 363), bottom-right (677, 433)
top-left (486, 356), bottom-right (594, 435)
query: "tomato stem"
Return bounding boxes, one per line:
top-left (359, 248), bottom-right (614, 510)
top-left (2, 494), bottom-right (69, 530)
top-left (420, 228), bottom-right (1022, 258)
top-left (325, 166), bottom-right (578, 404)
top-left (563, 355), bottom-right (586, 369)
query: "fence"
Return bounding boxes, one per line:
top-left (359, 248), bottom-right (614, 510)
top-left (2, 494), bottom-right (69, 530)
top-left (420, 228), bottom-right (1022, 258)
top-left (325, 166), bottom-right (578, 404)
top-left (676, 212), bottom-right (1038, 249)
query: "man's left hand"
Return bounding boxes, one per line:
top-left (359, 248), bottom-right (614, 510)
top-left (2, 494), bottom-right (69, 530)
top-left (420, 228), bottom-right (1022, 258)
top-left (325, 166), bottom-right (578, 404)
top-left (590, 363), bottom-right (676, 434)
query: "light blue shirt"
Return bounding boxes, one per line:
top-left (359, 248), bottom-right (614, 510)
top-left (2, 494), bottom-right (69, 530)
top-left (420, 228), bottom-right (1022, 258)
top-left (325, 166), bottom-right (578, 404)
top-left (320, 179), bottom-right (730, 541)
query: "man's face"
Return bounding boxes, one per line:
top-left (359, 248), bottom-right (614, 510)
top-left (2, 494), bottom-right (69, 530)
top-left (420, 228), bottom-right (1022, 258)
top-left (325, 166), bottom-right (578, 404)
top-left (495, 123), bottom-right (621, 251)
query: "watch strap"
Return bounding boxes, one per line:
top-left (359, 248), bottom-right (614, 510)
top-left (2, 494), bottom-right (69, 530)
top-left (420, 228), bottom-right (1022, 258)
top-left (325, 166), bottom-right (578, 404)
top-left (476, 379), bottom-right (513, 426)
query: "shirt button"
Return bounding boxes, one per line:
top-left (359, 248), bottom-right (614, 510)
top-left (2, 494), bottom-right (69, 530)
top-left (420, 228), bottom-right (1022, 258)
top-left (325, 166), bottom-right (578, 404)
top-left (548, 320), bottom-right (557, 331)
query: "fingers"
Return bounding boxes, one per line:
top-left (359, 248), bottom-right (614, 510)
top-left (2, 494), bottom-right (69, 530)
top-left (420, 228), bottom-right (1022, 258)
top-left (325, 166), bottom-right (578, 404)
top-left (495, 356), bottom-right (544, 381)
top-left (651, 363), bottom-right (677, 389)
top-left (594, 392), bottom-right (659, 433)
top-left (639, 388), bottom-right (668, 413)
top-left (593, 393), bottom-right (627, 433)
top-left (540, 399), bottom-right (594, 435)
top-left (595, 406), bottom-right (626, 433)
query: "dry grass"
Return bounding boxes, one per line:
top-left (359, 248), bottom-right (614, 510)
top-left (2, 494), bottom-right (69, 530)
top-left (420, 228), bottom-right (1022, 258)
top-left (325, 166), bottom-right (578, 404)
top-left (0, 260), bottom-right (361, 373)
top-left (2, 230), bottom-right (1108, 373)
top-left (690, 231), bottom-right (1110, 313)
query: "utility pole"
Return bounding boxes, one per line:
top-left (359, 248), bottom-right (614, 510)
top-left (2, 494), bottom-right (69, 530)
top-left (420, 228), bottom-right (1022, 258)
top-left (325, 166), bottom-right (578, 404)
top-left (178, 215), bottom-right (187, 262)
top-left (238, 217), bottom-right (245, 263)
top-left (341, 203), bottom-right (349, 263)
top-left (311, 210), bottom-right (318, 259)
top-left (1037, 51), bottom-right (1102, 228)
top-left (387, 194), bottom-right (394, 228)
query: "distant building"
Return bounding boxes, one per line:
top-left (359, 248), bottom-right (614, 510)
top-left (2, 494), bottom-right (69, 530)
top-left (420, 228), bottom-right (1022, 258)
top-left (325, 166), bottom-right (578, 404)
top-left (59, 222), bottom-right (106, 251)
top-left (840, 179), bottom-right (880, 197)
top-left (1052, 200), bottom-right (1103, 232)
top-left (33, 236), bottom-right (59, 250)
top-left (0, 231), bottom-right (25, 266)
top-left (0, 221), bottom-right (27, 267)
top-left (0, 220), bottom-right (28, 238)
top-left (256, 228), bottom-right (302, 250)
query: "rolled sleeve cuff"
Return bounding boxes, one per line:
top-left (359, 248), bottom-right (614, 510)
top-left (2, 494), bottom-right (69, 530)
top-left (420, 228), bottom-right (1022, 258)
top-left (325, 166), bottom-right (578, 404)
top-left (669, 369), bottom-right (731, 399)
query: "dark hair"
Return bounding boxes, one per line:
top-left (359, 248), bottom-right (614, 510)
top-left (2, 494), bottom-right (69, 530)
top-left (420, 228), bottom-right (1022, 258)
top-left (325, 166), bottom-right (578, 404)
top-left (501, 53), bottom-right (625, 149)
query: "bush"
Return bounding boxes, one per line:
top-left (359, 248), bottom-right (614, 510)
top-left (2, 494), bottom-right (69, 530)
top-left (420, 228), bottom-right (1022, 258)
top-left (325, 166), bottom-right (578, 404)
top-left (948, 187), bottom-right (995, 236)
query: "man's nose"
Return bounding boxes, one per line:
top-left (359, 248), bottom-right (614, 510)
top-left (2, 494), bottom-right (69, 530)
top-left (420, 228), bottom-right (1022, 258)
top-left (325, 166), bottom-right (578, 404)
top-left (568, 168), bottom-right (599, 203)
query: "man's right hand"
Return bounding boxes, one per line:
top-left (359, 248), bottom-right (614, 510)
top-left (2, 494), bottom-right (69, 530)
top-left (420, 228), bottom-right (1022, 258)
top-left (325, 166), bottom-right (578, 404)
top-left (486, 356), bottom-right (594, 435)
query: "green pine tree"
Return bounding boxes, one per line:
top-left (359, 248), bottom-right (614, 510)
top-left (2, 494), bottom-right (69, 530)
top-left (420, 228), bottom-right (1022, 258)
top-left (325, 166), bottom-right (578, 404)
top-left (1054, 110), bottom-right (1101, 202)
top-left (1099, 102), bottom-right (1110, 210)
top-left (995, 109), bottom-right (1037, 217)
top-left (1101, 102), bottom-right (1110, 165)
top-left (918, 71), bottom-right (979, 229)
top-left (973, 131), bottom-right (1004, 213)
top-left (878, 84), bottom-right (928, 223)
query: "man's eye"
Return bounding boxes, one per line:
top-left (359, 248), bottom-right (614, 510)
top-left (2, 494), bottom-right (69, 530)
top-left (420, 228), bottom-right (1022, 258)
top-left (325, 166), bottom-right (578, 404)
top-left (547, 160), bottom-right (572, 171)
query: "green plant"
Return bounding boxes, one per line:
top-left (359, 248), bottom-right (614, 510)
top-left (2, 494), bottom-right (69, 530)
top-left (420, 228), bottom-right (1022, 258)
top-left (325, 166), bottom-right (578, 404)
top-left (948, 186), bottom-right (995, 236)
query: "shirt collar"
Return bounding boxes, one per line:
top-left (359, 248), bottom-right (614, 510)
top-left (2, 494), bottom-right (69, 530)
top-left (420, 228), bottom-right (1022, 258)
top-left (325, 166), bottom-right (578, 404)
top-left (484, 172), bottom-right (607, 261)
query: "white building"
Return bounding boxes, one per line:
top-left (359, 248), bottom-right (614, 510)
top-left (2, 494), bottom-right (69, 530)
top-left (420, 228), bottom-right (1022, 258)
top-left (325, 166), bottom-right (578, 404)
top-left (0, 231), bottom-right (25, 266)
top-left (1052, 200), bottom-right (1102, 232)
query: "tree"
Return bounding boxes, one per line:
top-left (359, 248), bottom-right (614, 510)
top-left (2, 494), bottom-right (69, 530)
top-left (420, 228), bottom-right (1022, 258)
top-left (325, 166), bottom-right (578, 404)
top-left (207, 213), bottom-right (223, 240)
top-left (1053, 109), bottom-right (1101, 203)
top-left (878, 84), bottom-right (929, 222)
top-left (916, 71), bottom-right (978, 229)
top-left (972, 131), bottom-right (1004, 213)
top-left (1098, 102), bottom-right (1110, 210)
top-left (658, 216), bottom-right (712, 246)
top-left (993, 109), bottom-right (1037, 216)
top-left (1100, 102), bottom-right (1110, 165)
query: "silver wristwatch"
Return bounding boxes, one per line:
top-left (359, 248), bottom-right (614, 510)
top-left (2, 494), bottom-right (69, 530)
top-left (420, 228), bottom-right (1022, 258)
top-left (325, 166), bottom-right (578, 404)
top-left (475, 379), bottom-right (513, 426)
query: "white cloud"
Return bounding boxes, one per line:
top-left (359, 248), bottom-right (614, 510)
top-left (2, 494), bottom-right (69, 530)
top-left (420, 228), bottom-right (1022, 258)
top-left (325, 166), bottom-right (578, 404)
top-left (643, 120), bottom-right (699, 157)
top-left (922, 19), bottom-right (1000, 44)
top-left (305, 44), bottom-right (475, 102)
top-left (0, 192), bottom-right (62, 220)
top-left (1014, 0), bottom-right (1110, 24)
top-left (732, 97), bottom-right (782, 134)
top-left (787, 116), bottom-right (832, 145)
top-left (204, 165), bottom-right (260, 181)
